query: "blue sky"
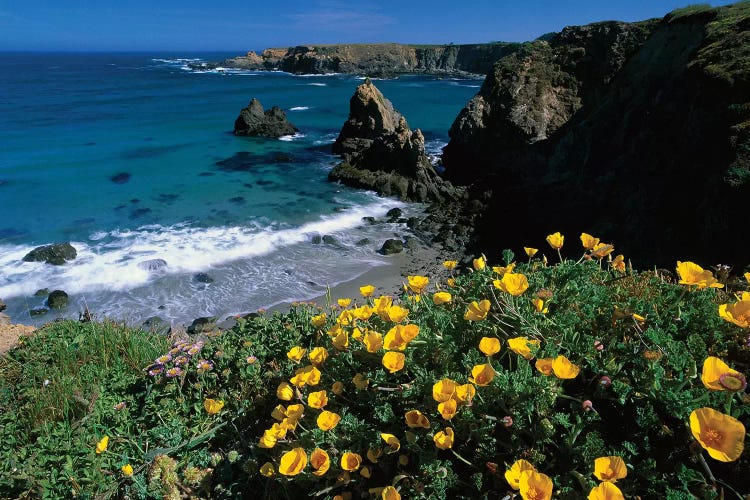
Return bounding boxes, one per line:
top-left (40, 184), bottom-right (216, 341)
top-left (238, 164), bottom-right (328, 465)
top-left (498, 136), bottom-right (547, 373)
top-left (0, 0), bottom-right (739, 52)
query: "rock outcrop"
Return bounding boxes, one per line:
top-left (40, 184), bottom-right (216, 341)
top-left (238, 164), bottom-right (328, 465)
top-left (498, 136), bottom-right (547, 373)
top-left (234, 98), bottom-right (297, 137)
top-left (22, 243), bottom-right (77, 265)
top-left (192, 43), bottom-right (520, 78)
top-left (442, 4), bottom-right (750, 268)
top-left (329, 80), bottom-right (463, 204)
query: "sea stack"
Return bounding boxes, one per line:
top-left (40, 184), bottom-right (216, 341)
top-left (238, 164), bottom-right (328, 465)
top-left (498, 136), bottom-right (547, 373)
top-left (233, 98), bottom-right (297, 137)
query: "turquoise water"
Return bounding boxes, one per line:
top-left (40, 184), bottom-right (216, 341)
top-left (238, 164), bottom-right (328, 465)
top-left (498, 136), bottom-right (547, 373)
top-left (0, 52), bottom-right (479, 324)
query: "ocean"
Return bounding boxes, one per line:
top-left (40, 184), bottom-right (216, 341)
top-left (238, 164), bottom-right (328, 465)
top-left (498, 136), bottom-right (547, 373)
top-left (0, 52), bottom-right (479, 326)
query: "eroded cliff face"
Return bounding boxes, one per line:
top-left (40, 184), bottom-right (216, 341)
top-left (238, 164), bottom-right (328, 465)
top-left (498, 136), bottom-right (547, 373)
top-left (443, 4), bottom-right (750, 268)
top-left (201, 43), bottom-right (519, 77)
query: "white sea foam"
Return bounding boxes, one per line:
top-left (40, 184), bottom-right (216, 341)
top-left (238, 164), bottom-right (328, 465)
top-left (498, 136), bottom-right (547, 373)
top-left (289, 106), bottom-right (310, 111)
top-left (278, 133), bottom-right (306, 142)
top-left (0, 198), bottom-right (404, 301)
top-left (305, 83), bottom-right (327, 87)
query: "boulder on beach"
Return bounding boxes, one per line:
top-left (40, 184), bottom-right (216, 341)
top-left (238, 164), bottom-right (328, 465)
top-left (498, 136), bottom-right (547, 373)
top-left (22, 243), bottom-right (77, 265)
top-left (47, 290), bottom-right (69, 309)
top-left (379, 239), bottom-right (404, 255)
top-left (234, 98), bottom-right (297, 137)
top-left (187, 317), bottom-right (217, 334)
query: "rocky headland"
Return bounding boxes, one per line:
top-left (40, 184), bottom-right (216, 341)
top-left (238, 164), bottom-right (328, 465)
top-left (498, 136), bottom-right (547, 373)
top-left (192, 43), bottom-right (519, 77)
top-left (442, 3), bottom-right (750, 269)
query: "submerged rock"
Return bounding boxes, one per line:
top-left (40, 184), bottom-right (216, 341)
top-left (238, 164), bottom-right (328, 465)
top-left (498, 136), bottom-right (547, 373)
top-left (138, 259), bottom-right (168, 272)
top-left (29, 307), bottom-right (48, 317)
top-left (234, 98), bottom-right (297, 137)
top-left (22, 243), bottom-right (77, 265)
top-left (47, 290), bottom-right (69, 309)
top-left (193, 273), bottom-right (215, 284)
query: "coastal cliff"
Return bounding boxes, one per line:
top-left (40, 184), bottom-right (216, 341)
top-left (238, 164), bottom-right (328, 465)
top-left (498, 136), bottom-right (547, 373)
top-left (443, 3), bottom-right (750, 268)
top-left (193, 42), bottom-right (519, 77)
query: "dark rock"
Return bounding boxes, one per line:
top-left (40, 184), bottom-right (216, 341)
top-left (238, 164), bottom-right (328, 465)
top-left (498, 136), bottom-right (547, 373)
top-left (406, 217), bottom-right (419, 229)
top-left (34, 288), bottom-right (50, 297)
top-left (311, 234), bottom-right (322, 244)
top-left (217, 317), bottom-right (238, 330)
top-left (0, 299), bottom-right (5, 312)
top-left (142, 316), bottom-right (170, 335)
top-left (138, 259), bottom-right (168, 272)
top-left (362, 216), bottom-right (376, 225)
top-left (194, 273), bottom-right (214, 284)
top-left (47, 290), bottom-right (68, 309)
top-left (30, 307), bottom-right (48, 317)
top-left (356, 238), bottom-right (371, 246)
top-left (110, 172), bottom-right (131, 184)
top-left (234, 98), bottom-right (297, 137)
top-left (379, 239), bottom-right (404, 255)
top-left (22, 243), bottom-right (77, 265)
top-left (322, 235), bottom-right (338, 245)
top-left (386, 207), bottom-right (403, 220)
top-left (187, 317), bottom-right (217, 334)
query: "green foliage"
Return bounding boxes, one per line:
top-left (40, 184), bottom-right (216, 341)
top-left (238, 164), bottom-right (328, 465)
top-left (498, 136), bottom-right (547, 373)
top-left (1, 237), bottom-right (749, 498)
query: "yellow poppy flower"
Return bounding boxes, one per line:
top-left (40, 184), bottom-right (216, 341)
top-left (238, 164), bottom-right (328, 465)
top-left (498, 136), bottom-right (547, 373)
top-left (317, 410), bottom-right (341, 431)
top-left (492, 263), bottom-right (516, 275)
top-left (473, 255), bottom-right (486, 271)
top-left (258, 430), bottom-right (277, 449)
top-left (508, 337), bottom-right (540, 360)
top-left (464, 299), bottom-right (490, 321)
top-left (469, 363), bottom-right (495, 386)
top-left (203, 398), bottom-right (224, 415)
top-left (701, 356), bottom-right (746, 391)
top-left (535, 358), bottom-right (554, 376)
top-left (266, 422), bottom-right (288, 439)
top-left (364, 330), bottom-right (384, 353)
top-left (383, 324), bottom-right (419, 350)
top-left (591, 242), bottom-right (615, 259)
top-left (580, 233), bottom-right (599, 250)
top-left (276, 382), bottom-right (294, 401)
top-left (95, 436), bottom-right (109, 454)
top-left (718, 299), bottom-right (750, 328)
top-left (307, 390), bottom-right (328, 409)
top-left (382, 351), bottom-right (406, 373)
top-left (381, 433), bottom-right (401, 453)
top-left (381, 486), bottom-right (401, 500)
top-left (676, 261), bottom-right (723, 289)
top-left (546, 232), bottom-right (564, 250)
top-left (350, 305), bottom-right (374, 320)
top-left (373, 295), bottom-right (393, 313)
top-left (308, 346), bottom-right (328, 366)
top-left (593, 456), bottom-right (627, 482)
top-left (360, 284), bottom-right (375, 297)
top-left (337, 310), bottom-right (354, 326)
top-left (331, 381), bottom-right (344, 395)
top-left (121, 463), bottom-right (133, 476)
top-left (552, 355), bottom-right (580, 379)
top-left (287, 346), bottom-right (306, 362)
top-left (493, 272), bottom-right (529, 296)
top-left (611, 254), bottom-right (626, 272)
top-left (519, 469), bottom-right (553, 500)
top-left (447, 277), bottom-right (457, 288)
top-left (340, 452), bottom-right (363, 471)
top-left (310, 448), bottom-right (330, 476)
top-left (311, 313), bottom-right (327, 328)
top-left (332, 330), bottom-right (349, 351)
top-left (588, 482), bottom-right (624, 500)
top-left (278, 447), bottom-right (307, 476)
top-left (353, 372), bottom-right (369, 390)
top-left (337, 298), bottom-right (352, 308)
top-left (505, 459), bottom-right (536, 490)
top-left (433, 427), bottom-right (454, 449)
top-left (367, 447), bottom-right (383, 463)
top-left (745, 272), bottom-right (750, 284)
top-left (454, 383), bottom-right (476, 405)
top-left (260, 462), bottom-right (275, 477)
top-left (290, 365), bottom-right (321, 388)
top-left (443, 260), bottom-right (458, 270)
top-left (690, 407), bottom-right (745, 462)
top-left (524, 247), bottom-right (538, 258)
top-left (405, 409), bottom-right (431, 429)
top-left (386, 305), bottom-right (409, 323)
top-left (532, 298), bottom-right (548, 314)
top-left (479, 337), bottom-right (500, 356)
top-left (438, 398), bottom-right (458, 420)
top-left (407, 275), bottom-right (429, 294)
top-left (432, 378), bottom-right (457, 402)
top-left (433, 291), bottom-right (452, 305)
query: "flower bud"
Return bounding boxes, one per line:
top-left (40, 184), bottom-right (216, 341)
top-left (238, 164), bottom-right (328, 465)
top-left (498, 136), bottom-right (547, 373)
top-left (599, 376), bottom-right (612, 387)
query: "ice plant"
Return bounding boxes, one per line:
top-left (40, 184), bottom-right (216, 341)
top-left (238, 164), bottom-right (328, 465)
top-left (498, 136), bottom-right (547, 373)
top-left (317, 410), bottom-right (341, 431)
top-left (505, 459), bottom-right (536, 490)
top-left (405, 410), bottom-right (431, 429)
top-left (469, 363), bottom-right (495, 386)
top-left (493, 272), bottom-right (530, 296)
top-left (381, 433), bottom-right (401, 453)
top-left (307, 390), bottom-right (328, 409)
top-left (479, 337), bottom-right (501, 356)
top-left (464, 300), bottom-right (490, 321)
top-left (95, 436), bottom-right (109, 454)
top-left (203, 398), bottom-right (224, 415)
top-left (340, 452), bottom-right (363, 471)
top-left (580, 233), bottom-right (599, 250)
top-left (407, 275), bottom-right (429, 294)
top-left (310, 448), bottom-right (330, 476)
top-left (701, 356), bottom-right (746, 391)
top-left (718, 297), bottom-right (750, 328)
top-left (588, 482), bottom-right (624, 500)
top-left (689, 407), bottom-right (745, 462)
top-left (552, 355), bottom-right (580, 379)
top-left (433, 427), bottom-right (454, 449)
top-left (518, 470), bottom-right (553, 500)
top-left (508, 337), bottom-right (540, 360)
top-left (382, 351), bottom-right (405, 373)
top-left (593, 456), bottom-right (627, 482)
top-left (676, 261), bottom-right (723, 289)
top-left (278, 447), bottom-right (307, 476)
top-left (432, 291), bottom-right (452, 305)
